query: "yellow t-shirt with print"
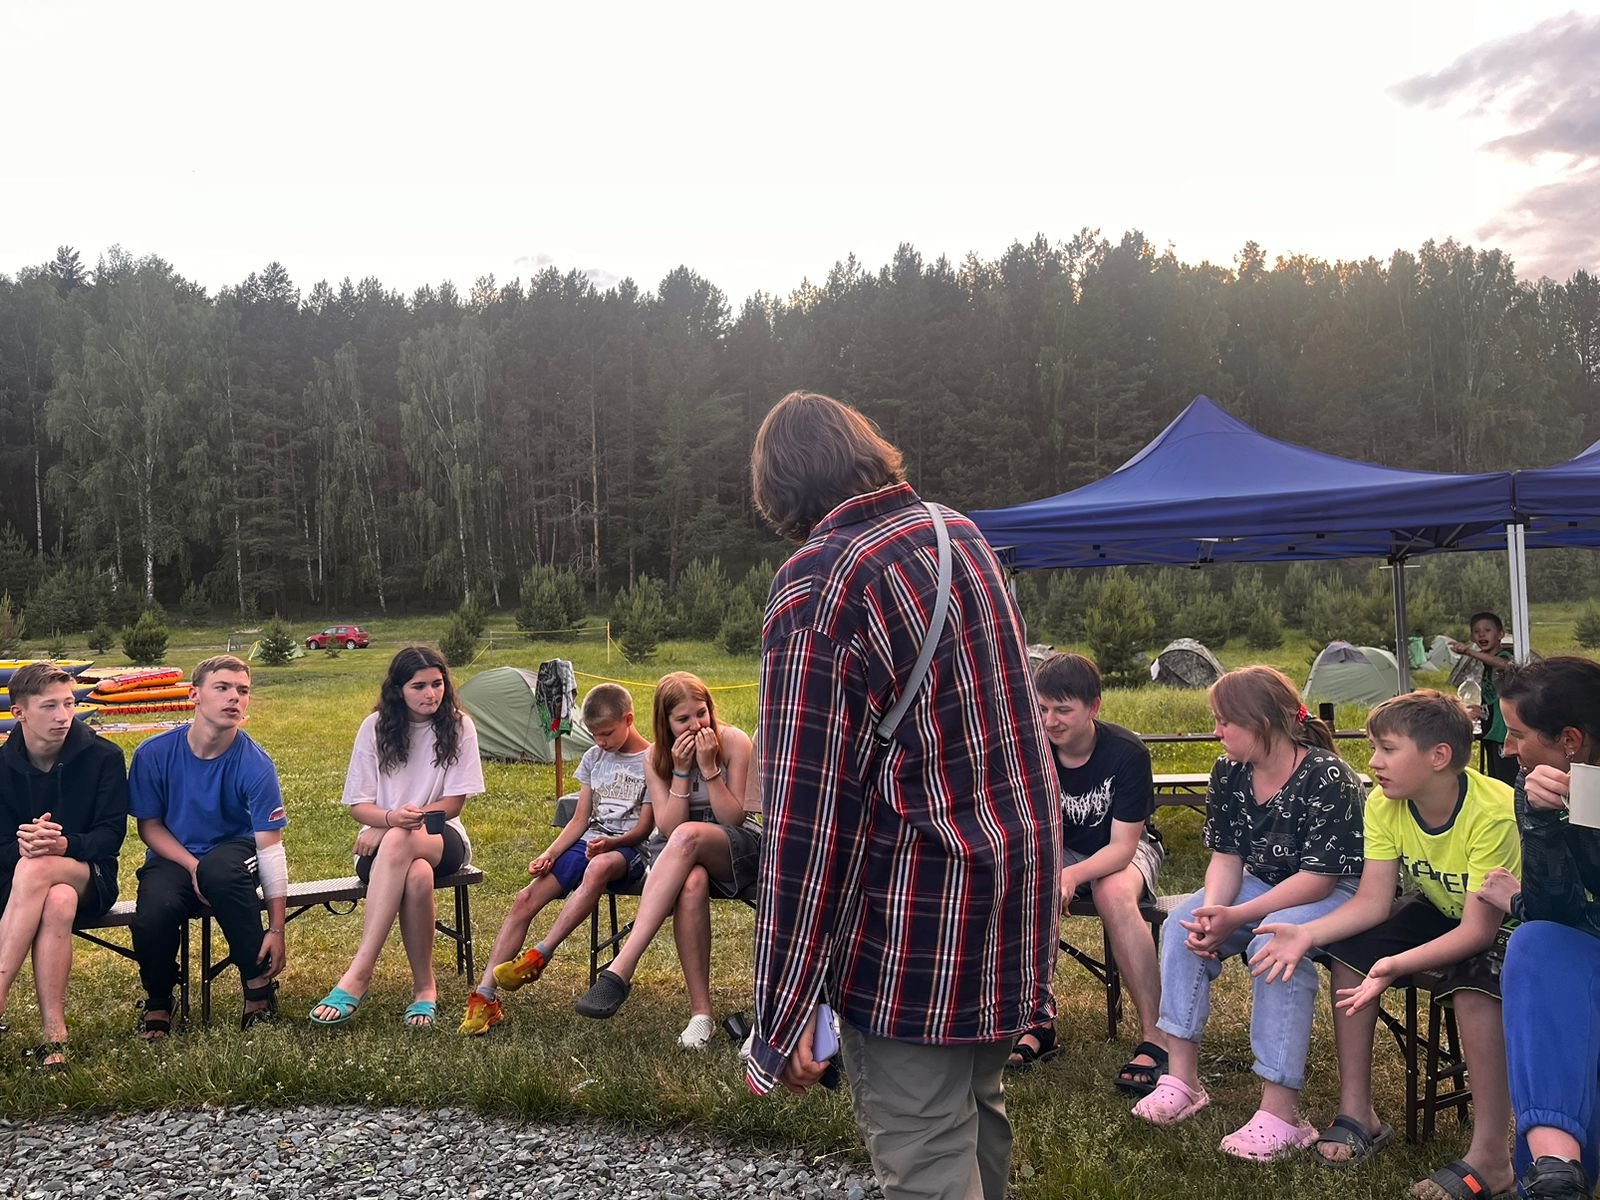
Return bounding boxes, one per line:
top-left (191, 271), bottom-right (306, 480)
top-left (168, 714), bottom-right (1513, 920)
top-left (1363, 768), bottom-right (1520, 919)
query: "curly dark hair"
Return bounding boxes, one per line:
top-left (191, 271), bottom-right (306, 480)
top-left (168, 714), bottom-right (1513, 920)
top-left (374, 645), bottom-right (464, 774)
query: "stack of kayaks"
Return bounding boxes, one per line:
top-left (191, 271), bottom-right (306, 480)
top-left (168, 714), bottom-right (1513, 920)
top-left (83, 668), bottom-right (195, 718)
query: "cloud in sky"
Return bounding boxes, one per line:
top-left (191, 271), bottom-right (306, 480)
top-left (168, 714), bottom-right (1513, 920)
top-left (1395, 11), bottom-right (1600, 279)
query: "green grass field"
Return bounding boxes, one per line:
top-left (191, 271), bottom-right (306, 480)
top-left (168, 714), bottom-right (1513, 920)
top-left (2, 612), bottom-right (1586, 1198)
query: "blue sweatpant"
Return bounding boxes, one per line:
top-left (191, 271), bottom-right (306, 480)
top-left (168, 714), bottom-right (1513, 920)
top-left (1502, 920), bottom-right (1600, 1184)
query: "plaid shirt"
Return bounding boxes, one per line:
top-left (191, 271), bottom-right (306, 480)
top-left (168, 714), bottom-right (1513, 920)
top-left (747, 482), bottom-right (1060, 1095)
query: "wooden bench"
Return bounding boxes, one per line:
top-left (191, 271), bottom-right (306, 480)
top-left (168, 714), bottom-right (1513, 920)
top-left (1152, 771), bottom-right (1372, 810)
top-left (74, 866), bottom-right (484, 1024)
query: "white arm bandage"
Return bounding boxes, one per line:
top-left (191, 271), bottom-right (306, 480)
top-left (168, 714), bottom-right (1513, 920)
top-left (256, 841), bottom-right (289, 900)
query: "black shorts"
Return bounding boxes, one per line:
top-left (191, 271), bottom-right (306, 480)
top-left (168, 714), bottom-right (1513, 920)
top-left (1323, 893), bottom-right (1508, 1001)
top-left (355, 823), bottom-right (468, 885)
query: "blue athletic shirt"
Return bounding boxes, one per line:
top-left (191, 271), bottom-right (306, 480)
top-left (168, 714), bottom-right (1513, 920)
top-left (128, 725), bottom-right (286, 858)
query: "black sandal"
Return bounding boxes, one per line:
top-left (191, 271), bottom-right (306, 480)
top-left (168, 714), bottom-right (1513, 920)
top-left (1007, 1023), bottom-right (1060, 1072)
top-left (1114, 1041), bottom-right (1169, 1096)
top-left (1314, 1114), bottom-right (1394, 1168)
top-left (242, 980), bottom-right (279, 1031)
top-left (28, 1041), bottom-right (67, 1072)
top-left (1412, 1159), bottom-right (1515, 1200)
top-left (138, 997), bottom-right (174, 1042)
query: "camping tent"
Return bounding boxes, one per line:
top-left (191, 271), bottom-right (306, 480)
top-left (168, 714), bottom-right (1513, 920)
top-left (1304, 642), bottom-right (1401, 707)
top-left (1149, 639), bottom-right (1225, 689)
top-left (459, 667), bottom-right (595, 762)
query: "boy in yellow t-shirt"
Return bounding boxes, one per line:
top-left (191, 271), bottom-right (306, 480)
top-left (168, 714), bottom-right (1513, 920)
top-left (1250, 691), bottom-right (1518, 1197)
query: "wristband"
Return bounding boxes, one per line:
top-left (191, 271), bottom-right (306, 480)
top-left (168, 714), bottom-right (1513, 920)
top-left (266, 926), bottom-right (285, 935)
top-left (672, 770), bottom-right (690, 778)
top-left (703, 766), bottom-right (722, 781)
top-left (669, 789), bottom-right (691, 799)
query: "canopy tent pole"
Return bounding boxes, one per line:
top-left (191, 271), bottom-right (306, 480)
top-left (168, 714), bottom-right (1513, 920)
top-left (1391, 557), bottom-right (1412, 694)
top-left (1507, 524), bottom-right (1532, 661)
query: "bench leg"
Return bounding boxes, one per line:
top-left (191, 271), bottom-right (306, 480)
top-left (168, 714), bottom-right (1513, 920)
top-left (201, 915), bottom-right (213, 1026)
top-left (178, 924), bottom-right (191, 1025)
top-left (455, 883), bottom-right (475, 981)
top-left (1102, 923), bottom-right (1122, 1042)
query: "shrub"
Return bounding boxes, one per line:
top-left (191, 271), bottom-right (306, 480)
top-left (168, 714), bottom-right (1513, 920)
top-left (256, 617), bottom-right (298, 667)
top-left (717, 589), bottom-right (763, 656)
top-left (1082, 572), bottom-right (1155, 687)
top-left (515, 565), bottom-right (584, 635)
top-left (674, 558), bottom-right (730, 641)
top-left (738, 561), bottom-right (777, 609)
top-left (439, 611), bottom-right (479, 668)
top-left (121, 609), bottom-right (169, 666)
top-left (1245, 606), bottom-right (1284, 650)
top-left (0, 592), bottom-right (20, 656)
top-left (458, 594), bottom-right (489, 641)
top-left (44, 630), bottom-right (68, 659)
top-left (25, 570), bottom-right (90, 637)
top-left (1303, 580), bottom-right (1388, 651)
top-left (1576, 607), bottom-right (1600, 650)
top-left (616, 576), bottom-right (668, 664)
top-left (88, 622), bottom-right (118, 655)
top-left (1176, 590), bottom-right (1232, 648)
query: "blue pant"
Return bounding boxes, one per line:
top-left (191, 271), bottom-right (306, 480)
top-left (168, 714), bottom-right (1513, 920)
top-left (1503, 920), bottom-right (1600, 1185)
top-left (1157, 872), bottom-right (1355, 1090)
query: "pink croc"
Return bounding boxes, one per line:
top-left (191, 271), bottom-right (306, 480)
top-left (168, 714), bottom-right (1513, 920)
top-left (1219, 1109), bottom-right (1317, 1162)
top-left (1131, 1074), bottom-right (1210, 1125)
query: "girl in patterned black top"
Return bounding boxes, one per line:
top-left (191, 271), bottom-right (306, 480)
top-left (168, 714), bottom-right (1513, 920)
top-left (1133, 666), bottom-right (1365, 1163)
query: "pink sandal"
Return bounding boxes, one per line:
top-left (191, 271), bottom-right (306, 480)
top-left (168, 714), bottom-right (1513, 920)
top-left (1219, 1109), bottom-right (1317, 1161)
top-left (1131, 1073), bottom-right (1210, 1125)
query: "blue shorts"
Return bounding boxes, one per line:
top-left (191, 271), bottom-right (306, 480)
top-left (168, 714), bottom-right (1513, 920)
top-left (550, 841), bottom-right (644, 894)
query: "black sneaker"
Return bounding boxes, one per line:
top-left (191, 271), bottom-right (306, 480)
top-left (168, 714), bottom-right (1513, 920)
top-left (1523, 1157), bottom-right (1591, 1200)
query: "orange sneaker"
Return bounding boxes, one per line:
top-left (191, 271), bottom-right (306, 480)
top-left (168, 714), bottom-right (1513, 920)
top-left (493, 946), bottom-right (547, 992)
top-left (457, 992), bottom-right (504, 1036)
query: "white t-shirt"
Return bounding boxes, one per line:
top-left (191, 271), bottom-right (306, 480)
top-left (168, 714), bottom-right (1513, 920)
top-left (342, 711), bottom-right (485, 865)
top-left (574, 745), bottom-right (650, 842)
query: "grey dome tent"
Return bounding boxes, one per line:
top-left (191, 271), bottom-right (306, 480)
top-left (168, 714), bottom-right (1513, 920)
top-left (1304, 642), bottom-right (1401, 708)
top-left (459, 667), bottom-right (595, 762)
top-left (1149, 639), bottom-right (1225, 689)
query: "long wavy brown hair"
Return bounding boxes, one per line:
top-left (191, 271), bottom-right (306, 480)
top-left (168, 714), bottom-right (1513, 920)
top-left (650, 671), bottom-right (721, 781)
top-left (374, 645), bottom-right (465, 773)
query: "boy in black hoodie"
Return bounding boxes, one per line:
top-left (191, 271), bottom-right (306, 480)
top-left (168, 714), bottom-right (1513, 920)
top-left (0, 662), bottom-right (128, 1068)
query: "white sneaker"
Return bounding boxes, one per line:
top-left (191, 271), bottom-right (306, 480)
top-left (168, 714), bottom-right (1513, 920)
top-left (678, 1013), bottom-right (715, 1049)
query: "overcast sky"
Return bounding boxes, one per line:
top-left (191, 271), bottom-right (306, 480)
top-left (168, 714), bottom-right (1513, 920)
top-left (4, 1), bottom-right (1597, 303)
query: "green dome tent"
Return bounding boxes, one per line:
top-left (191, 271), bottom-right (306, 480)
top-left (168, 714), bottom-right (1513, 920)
top-left (1304, 642), bottom-right (1401, 708)
top-left (459, 666), bottom-right (595, 762)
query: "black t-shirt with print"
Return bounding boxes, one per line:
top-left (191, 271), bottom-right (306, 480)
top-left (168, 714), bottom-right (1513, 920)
top-left (1202, 746), bottom-right (1365, 886)
top-left (1053, 720), bottom-right (1156, 857)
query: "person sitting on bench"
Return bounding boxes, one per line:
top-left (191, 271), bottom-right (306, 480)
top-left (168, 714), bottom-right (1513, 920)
top-left (0, 662), bottom-right (128, 1069)
top-left (1011, 652), bottom-right (1167, 1090)
top-left (128, 654), bottom-right (288, 1038)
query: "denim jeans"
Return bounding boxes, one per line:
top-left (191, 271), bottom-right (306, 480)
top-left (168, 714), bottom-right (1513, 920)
top-left (1156, 871), bottom-right (1356, 1090)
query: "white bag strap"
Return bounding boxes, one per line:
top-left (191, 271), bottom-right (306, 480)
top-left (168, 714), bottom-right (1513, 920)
top-left (875, 502), bottom-right (952, 744)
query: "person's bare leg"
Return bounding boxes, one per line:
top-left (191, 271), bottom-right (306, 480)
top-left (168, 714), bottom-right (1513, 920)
top-left (1093, 867), bottom-right (1165, 1077)
top-left (32, 881), bottom-right (87, 1044)
top-left (606, 825), bottom-right (732, 984)
top-left (1318, 961), bottom-right (1383, 1162)
top-left (396, 857), bottom-right (440, 1019)
top-left (478, 877), bottom-right (565, 991)
top-left (672, 866), bottom-right (714, 1017)
top-left (0, 856), bottom-right (89, 1015)
top-left (1411, 991), bottom-right (1513, 1197)
top-left (1526, 1129), bottom-right (1584, 1161)
top-left (541, 854), bottom-right (628, 953)
top-left (314, 828), bottom-right (440, 1017)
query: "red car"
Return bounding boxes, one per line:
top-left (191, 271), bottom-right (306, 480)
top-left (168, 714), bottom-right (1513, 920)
top-left (306, 624), bottom-right (371, 650)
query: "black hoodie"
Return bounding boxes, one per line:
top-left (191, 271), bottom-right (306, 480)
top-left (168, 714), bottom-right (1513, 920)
top-left (0, 719), bottom-right (129, 916)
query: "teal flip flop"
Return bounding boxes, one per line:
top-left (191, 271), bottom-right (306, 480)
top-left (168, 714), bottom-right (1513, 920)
top-left (309, 986), bottom-right (364, 1025)
top-left (403, 999), bottom-right (437, 1030)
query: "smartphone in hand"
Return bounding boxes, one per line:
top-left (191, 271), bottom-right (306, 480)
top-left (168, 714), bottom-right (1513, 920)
top-left (814, 1004), bottom-right (841, 1090)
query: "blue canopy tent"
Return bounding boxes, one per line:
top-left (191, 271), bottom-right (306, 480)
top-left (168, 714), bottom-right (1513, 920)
top-left (971, 396), bottom-right (1520, 690)
top-left (1516, 435), bottom-right (1600, 547)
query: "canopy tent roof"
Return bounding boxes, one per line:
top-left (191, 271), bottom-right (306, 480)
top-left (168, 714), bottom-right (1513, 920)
top-left (971, 396), bottom-right (1517, 571)
top-left (1514, 435), bottom-right (1600, 548)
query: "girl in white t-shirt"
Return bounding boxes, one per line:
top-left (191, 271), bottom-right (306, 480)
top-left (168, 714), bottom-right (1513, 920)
top-left (310, 645), bottom-right (485, 1029)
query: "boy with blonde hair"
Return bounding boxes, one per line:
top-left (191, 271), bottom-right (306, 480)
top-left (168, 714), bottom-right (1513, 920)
top-left (459, 682), bottom-right (653, 1035)
top-left (1252, 690), bottom-right (1518, 1196)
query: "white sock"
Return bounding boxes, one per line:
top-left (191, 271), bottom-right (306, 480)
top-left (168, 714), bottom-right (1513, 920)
top-left (679, 1013), bottom-right (715, 1049)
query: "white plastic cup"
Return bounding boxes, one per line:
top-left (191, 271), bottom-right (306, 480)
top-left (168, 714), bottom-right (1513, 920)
top-left (1568, 762), bottom-right (1600, 830)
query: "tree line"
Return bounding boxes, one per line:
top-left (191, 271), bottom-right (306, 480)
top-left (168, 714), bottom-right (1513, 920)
top-left (0, 234), bottom-right (1597, 634)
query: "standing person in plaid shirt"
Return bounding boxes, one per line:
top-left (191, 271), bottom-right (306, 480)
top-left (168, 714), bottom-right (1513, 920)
top-left (746, 390), bottom-right (1061, 1200)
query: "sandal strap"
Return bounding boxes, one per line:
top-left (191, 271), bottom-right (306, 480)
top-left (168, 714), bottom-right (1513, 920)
top-left (1422, 1160), bottom-right (1499, 1200)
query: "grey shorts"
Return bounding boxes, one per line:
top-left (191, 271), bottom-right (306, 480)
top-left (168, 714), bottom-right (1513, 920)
top-left (1062, 833), bottom-right (1165, 903)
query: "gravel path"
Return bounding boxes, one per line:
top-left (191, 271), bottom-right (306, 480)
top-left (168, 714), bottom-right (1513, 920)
top-left (0, 1105), bottom-right (882, 1199)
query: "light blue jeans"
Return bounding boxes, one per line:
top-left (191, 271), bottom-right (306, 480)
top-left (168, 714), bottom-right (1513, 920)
top-left (1156, 871), bottom-right (1356, 1090)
